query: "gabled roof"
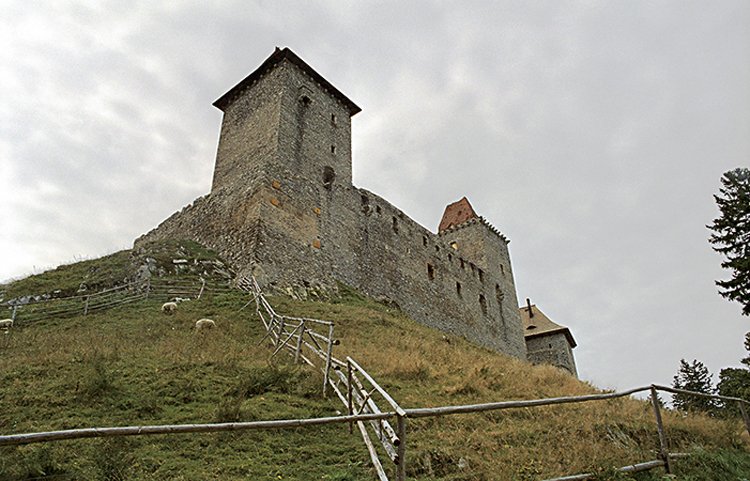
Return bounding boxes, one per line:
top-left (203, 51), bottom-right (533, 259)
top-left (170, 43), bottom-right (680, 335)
top-left (213, 47), bottom-right (361, 116)
top-left (520, 304), bottom-right (577, 348)
top-left (438, 197), bottom-right (479, 232)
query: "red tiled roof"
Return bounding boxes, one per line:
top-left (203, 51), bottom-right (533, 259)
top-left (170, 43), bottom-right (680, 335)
top-left (438, 197), bottom-right (478, 232)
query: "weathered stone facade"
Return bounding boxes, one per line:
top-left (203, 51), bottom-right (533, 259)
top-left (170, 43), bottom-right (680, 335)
top-left (136, 48), bottom-right (534, 359)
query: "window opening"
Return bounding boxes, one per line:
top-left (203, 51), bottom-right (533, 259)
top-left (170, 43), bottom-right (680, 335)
top-left (392, 216), bottom-right (398, 234)
top-left (479, 294), bottom-right (487, 316)
top-left (322, 166), bottom-right (335, 190)
top-left (427, 264), bottom-right (435, 280)
top-left (456, 282), bottom-right (462, 298)
top-left (422, 236), bottom-right (428, 247)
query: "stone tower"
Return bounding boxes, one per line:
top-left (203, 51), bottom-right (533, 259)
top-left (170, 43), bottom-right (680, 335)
top-left (438, 197), bottom-right (523, 347)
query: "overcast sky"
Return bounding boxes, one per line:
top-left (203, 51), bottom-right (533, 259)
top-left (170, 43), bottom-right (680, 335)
top-left (1, 1), bottom-right (749, 393)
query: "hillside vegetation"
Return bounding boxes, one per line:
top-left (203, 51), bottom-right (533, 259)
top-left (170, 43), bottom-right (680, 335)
top-left (0, 241), bottom-right (748, 480)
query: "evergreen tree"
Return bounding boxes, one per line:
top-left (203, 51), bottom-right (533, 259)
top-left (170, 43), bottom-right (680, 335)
top-left (671, 359), bottom-right (719, 413)
top-left (717, 332), bottom-right (750, 414)
top-left (707, 167), bottom-right (750, 316)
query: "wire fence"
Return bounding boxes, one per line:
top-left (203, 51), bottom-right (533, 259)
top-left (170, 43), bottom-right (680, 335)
top-left (1, 275), bottom-right (748, 480)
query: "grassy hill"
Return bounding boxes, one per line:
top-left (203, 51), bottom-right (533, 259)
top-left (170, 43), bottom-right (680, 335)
top-left (1, 241), bottom-right (748, 480)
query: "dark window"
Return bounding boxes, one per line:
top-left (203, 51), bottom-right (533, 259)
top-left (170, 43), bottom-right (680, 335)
top-left (322, 166), bottom-right (335, 190)
top-left (331, 145), bottom-right (336, 154)
top-left (331, 113), bottom-right (337, 125)
top-left (392, 217), bottom-right (398, 234)
top-left (456, 282), bottom-right (462, 298)
top-left (427, 264), bottom-right (435, 280)
top-left (460, 258), bottom-right (465, 269)
top-left (422, 236), bottom-right (428, 247)
top-left (495, 284), bottom-right (505, 324)
top-left (434, 245), bottom-right (440, 253)
top-left (300, 95), bottom-right (311, 105)
top-left (479, 294), bottom-right (487, 315)
top-left (478, 269), bottom-right (484, 283)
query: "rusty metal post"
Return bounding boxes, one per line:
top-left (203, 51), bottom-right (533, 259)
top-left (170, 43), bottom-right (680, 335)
top-left (650, 386), bottom-right (671, 474)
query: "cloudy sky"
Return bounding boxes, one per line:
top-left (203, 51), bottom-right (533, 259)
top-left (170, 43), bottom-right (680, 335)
top-left (1, 1), bottom-right (748, 393)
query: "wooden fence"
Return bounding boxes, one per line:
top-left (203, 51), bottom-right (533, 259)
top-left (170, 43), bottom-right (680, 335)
top-left (1, 276), bottom-right (748, 481)
top-left (2, 277), bottom-right (232, 326)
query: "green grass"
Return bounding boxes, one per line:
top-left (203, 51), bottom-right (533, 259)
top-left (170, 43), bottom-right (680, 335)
top-left (0, 241), bottom-right (747, 480)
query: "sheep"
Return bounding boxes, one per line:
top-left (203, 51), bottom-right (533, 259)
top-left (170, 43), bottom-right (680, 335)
top-left (172, 297), bottom-right (191, 303)
top-left (195, 318), bottom-right (216, 330)
top-left (0, 319), bottom-right (13, 329)
top-left (161, 302), bottom-right (177, 314)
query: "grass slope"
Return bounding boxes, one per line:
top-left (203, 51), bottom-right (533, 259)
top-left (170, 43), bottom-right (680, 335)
top-left (1, 245), bottom-right (748, 480)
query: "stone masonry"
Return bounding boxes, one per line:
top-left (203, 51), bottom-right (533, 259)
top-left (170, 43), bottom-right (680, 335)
top-left (136, 47), bottom-right (566, 361)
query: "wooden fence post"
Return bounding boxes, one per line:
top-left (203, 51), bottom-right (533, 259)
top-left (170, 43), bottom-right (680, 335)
top-left (294, 323), bottom-right (305, 364)
top-left (277, 317), bottom-right (285, 347)
top-left (145, 278), bottom-right (151, 299)
top-left (396, 415), bottom-right (407, 481)
top-left (650, 386), bottom-right (671, 474)
top-left (197, 278), bottom-right (206, 300)
top-left (347, 359), bottom-right (354, 434)
top-left (11, 306), bottom-right (17, 321)
top-left (323, 324), bottom-right (334, 397)
top-left (738, 401), bottom-right (750, 438)
top-left (83, 296), bottom-right (90, 316)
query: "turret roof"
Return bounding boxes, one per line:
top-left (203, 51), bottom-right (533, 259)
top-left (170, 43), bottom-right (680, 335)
top-left (438, 197), bottom-right (478, 232)
top-left (213, 47), bottom-right (361, 116)
top-left (520, 304), bottom-right (577, 348)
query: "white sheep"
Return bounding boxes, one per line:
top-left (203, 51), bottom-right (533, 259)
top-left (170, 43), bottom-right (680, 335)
top-left (0, 319), bottom-right (13, 329)
top-left (195, 318), bottom-right (216, 330)
top-left (161, 302), bottom-right (177, 314)
top-left (172, 297), bottom-right (191, 303)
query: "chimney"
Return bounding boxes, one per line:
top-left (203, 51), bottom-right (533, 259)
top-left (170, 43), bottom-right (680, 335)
top-left (526, 298), bottom-right (533, 318)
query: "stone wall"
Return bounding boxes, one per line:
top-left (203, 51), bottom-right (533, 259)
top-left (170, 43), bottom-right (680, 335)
top-left (526, 333), bottom-right (577, 376)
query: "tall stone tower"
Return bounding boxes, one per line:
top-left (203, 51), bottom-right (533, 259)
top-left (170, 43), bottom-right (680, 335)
top-left (438, 197), bottom-right (523, 346)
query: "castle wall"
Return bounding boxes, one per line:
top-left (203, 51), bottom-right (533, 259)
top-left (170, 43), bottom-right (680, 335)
top-left (526, 333), bottom-right (577, 376)
top-left (136, 52), bottom-right (529, 360)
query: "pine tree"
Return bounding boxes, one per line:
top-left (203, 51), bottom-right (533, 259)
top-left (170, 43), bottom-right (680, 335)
top-left (717, 332), bottom-right (750, 415)
top-left (707, 167), bottom-right (750, 316)
top-left (671, 359), bottom-right (719, 413)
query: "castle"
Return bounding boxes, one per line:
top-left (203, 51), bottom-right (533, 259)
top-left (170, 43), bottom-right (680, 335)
top-left (136, 47), bottom-right (577, 374)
